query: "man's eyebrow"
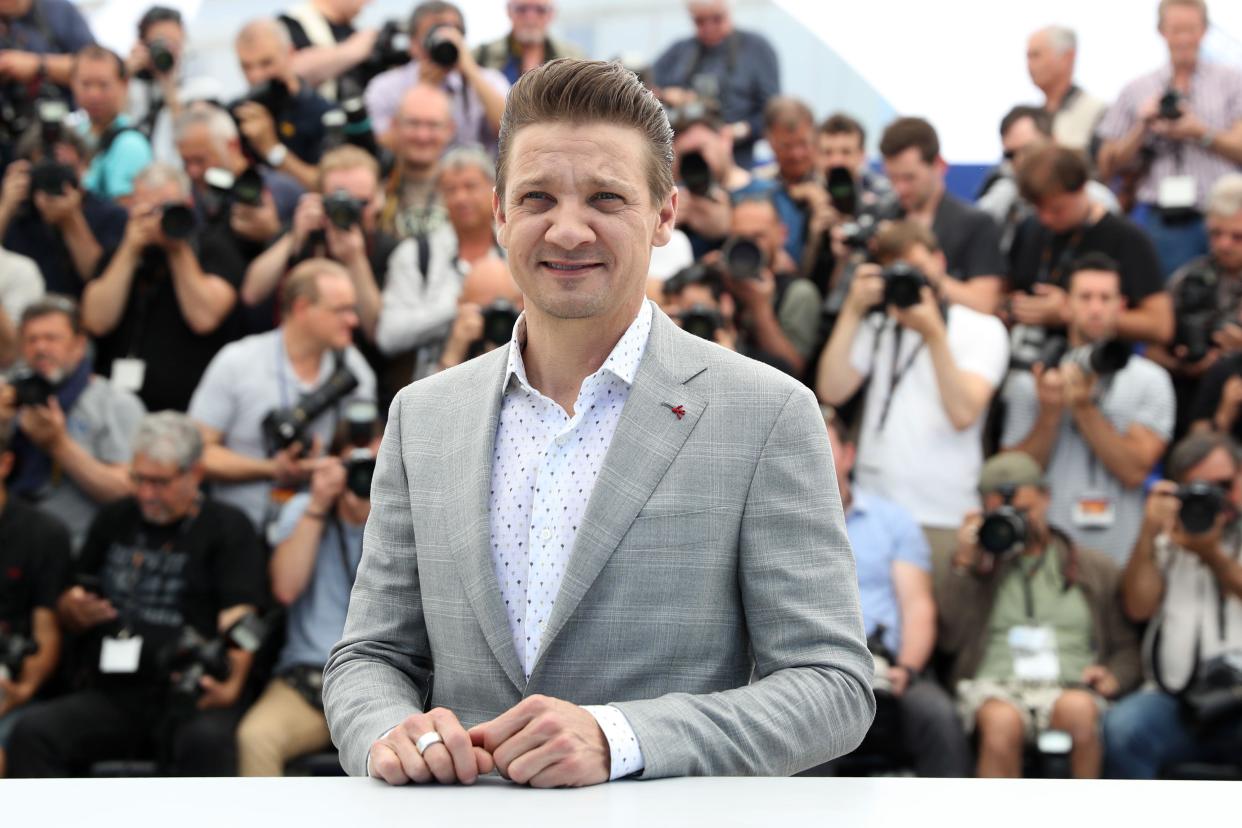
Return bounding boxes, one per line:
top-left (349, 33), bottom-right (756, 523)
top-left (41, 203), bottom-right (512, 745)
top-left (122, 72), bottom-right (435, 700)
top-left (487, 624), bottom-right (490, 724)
top-left (509, 175), bottom-right (637, 194)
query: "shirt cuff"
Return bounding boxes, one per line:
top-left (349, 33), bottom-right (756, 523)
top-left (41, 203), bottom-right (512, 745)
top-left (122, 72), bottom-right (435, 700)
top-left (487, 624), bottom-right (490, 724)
top-left (583, 704), bottom-right (645, 780)
top-left (366, 725), bottom-right (398, 777)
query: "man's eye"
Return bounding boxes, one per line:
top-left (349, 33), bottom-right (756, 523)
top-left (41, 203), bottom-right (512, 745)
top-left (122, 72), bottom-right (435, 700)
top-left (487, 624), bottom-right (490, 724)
top-left (520, 191), bottom-right (550, 203)
top-left (592, 192), bottom-right (622, 203)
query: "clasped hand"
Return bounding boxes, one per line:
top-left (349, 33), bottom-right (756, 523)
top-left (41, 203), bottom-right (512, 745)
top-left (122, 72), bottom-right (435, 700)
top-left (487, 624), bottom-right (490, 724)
top-left (368, 695), bottom-right (610, 788)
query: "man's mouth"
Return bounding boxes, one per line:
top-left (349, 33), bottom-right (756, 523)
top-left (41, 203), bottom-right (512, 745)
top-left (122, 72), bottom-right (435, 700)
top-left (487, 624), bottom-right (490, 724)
top-left (541, 261), bottom-right (602, 274)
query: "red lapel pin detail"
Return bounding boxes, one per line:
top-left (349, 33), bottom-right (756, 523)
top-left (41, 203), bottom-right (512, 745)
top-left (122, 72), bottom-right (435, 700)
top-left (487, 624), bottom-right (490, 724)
top-left (661, 402), bottom-right (686, 420)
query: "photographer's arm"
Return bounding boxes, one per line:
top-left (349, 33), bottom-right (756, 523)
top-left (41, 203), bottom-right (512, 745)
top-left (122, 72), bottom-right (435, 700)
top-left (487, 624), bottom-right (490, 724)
top-left (1193, 545), bottom-right (1242, 603)
top-left (57, 208), bottom-right (105, 283)
top-left (1098, 121), bottom-right (1149, 181)
top-left (81, 241), bottom-right (141, 336)
top-left (459, 51), bottom-right (505, 135)
top-left (0, 608), bottom-right (60, 717)
top-left (274, 152), bottom-right (320, 192)
top-left (747, 300), bottom-right (805, 376)
top-left (166, 242), bottom-right (237, 335)
top-left (892, 561), bottom-right (935, 672)
top-left (923, 327), bottom-right (995, 431)
top-left (1071, 402), bottom-right (1166, 489)
top-left (0, 309), bottom-right (15, 368)
top-left (242, 232), bottom-right (296, 307)
top-left (271, 510), bottom-right (327, 606)
top-left (289, 30), bottom-right (376, 87)
top-left (1124, 522), bottom-right (1168, 622)
top-left (1120, 293), bottom-right (1174, 346)
top-left (46, 429), bottom-right (133, 504)
top-left (815, 303), bottom-right (865, 405)
top-left (199, 424), bottom-right (279, 483)
top-left (939, 275), bottom-right (1001, 316)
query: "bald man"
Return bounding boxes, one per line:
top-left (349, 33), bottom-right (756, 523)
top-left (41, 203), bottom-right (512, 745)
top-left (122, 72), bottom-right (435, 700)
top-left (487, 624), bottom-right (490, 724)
top-left (233, 18), bottom-right (333, 189)
top-left (1025, 25), bottom-right (1106, 153)
top-left (381, 83), bottom-right (456, 241)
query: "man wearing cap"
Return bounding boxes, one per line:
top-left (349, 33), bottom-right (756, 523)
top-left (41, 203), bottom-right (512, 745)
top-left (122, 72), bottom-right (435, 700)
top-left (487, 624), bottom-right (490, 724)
top-left (940, 451), bottom-right (1140, 779)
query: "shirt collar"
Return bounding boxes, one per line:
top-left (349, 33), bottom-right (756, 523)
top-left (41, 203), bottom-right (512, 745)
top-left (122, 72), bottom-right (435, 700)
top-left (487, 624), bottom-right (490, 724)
top-left (504, 299), bottom-right (655, 395)
top-left (846, 488), bottom-right (871, 518)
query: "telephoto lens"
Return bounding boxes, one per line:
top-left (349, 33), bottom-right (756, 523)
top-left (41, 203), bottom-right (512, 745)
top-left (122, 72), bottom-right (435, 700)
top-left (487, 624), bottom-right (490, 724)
top-left (1177, 482), bottom-right (1225, 535)
top-left (678, 304), bottom-right (723, 341)
top-left (720, 236), bottom-right (766, 281)
top-left (679, 150), bottom-right (713, 197)
top-left (425, 25), bottom-right (459, 68)
top-left (160, 202), bottom-right (196, 240)
top-left (978, 506), bottom-right (1028, 555)
top-left (147, 38), bottom-right (176, 74)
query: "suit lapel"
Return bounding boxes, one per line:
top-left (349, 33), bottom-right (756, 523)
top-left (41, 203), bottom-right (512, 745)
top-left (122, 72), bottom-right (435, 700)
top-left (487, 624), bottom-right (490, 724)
top-left (531, 309), bottom-right (709, 678)
top-left (442, 346), bottom-right (526, 692)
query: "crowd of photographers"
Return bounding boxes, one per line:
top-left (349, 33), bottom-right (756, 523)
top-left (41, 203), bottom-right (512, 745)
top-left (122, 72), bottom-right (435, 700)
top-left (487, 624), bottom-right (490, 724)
top-left (0, 0), bottom-right (1241, 780)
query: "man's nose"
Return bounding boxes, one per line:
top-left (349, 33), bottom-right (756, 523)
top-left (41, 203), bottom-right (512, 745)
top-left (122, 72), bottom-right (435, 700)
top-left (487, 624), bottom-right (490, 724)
top-left (543, 202), bottom-right (597, 250)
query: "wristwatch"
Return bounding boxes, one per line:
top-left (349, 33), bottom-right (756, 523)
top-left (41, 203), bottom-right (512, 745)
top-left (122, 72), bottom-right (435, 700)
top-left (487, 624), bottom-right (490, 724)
top-left (1200, 130), bottom-right (1216, 150)
top-left (265, 143), bottom-right (288, 168)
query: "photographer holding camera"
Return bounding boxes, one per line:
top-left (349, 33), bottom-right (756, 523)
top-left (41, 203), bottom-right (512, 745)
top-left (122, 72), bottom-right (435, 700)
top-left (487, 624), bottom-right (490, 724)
top-left (879, 117), bottom-right (1005, 315)
top-left (433, 256), bottom-right (523, 376)
top-left (81, 162), bottom-right (244, 413)
top-left (755, 97), bottom-right (833, 270)
top-left (662, 262), bottom-right (738, 353)
top-left (0, 123), bottom-right (127, 298)
top-left (817, 221), bottom-right (1008, 565)
top-left (473, 1), bottom-right (581, 84)
top-left (0, 422), bottom-right (71, 779)
top-left (1001, 253), bottom-right (1175, 565)
top-left (1104, 432), bottom-right (1242, 778)
top-left (1, 297), bottom-right (145, 550)
top-left (280, 0), bottom-right (377, 102)
top-left (233, 18), bottom-right (334, 192)
top-left (125, 6), bottom-right (203, 165)
top-left (364, 2), bottom-right (508, 153)
top-left (0, 0), bottom-right (95, 103)
top-left (378, 146), bottom-right (502, 384)
top-left (70, 45), bottom-right (154, 205)
top-left (1097, 0), bottom-right (1242, 277)
top-left (7, 412), bottom-right (267, 778)
top-left (191, 259), bottom-right (375, 532)
top-left (377, 83), bottom-right (453, 241)
top-left (944, 451), bottom-right (1139, 778)
top-left (236, 410), bottom-right (380, 775)
top-left (1024, 26), bottom-right (1107, 155)
top-left (821, 407), bottom-right (970, 778)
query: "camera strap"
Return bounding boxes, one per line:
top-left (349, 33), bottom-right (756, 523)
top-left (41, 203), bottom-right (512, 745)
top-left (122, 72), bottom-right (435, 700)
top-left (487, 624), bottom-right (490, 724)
top-left (872, 323), bottom-right (925, 433)
top-left (1036, 223), bottom-right (1089, 288)
top-left (326, 513), bottom-right (360, 584)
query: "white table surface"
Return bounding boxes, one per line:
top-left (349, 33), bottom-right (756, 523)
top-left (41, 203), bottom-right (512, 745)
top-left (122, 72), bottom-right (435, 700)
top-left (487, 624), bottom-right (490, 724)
top-left (5, 775), bottom-right (1239, 827)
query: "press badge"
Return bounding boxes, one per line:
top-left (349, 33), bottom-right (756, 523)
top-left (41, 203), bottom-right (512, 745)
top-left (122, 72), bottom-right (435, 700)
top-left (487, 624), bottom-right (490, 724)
top-left (100, 635), bottom-right (143, 674)
top-left (1009, 625), bottom-right (1060, 682)
top-left (1072, 492), bottom-right (1116, 529)
top-left (111, 358), bottom-right (147, 394)
top-left (1157, 175), bottom-right (1197, 210)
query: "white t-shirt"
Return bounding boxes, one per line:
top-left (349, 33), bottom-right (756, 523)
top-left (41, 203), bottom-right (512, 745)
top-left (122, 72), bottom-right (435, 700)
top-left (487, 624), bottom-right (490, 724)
top-left (850, 304), bottom-right (1009, 528)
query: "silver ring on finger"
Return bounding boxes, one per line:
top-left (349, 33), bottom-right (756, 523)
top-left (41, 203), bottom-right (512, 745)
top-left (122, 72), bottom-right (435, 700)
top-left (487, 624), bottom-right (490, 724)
top-left (415, 730), bottom-right (444, 756)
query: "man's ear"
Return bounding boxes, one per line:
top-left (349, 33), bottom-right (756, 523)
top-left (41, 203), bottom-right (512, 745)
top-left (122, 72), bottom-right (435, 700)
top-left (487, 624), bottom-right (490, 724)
top-left (493, 188), bottom-right (508, 250)
top-left (651, 188), bottom-right (678, 248)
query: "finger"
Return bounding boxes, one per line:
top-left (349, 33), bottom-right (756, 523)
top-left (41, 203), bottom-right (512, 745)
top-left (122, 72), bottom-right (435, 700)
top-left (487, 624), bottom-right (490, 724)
top-left (469, 704), bottom-right (537, 755)
top-left (387, 729), bottom-right (435, 784)
top-left (474, 746), bottom-right (495, 776)
top-left (369, 742), bottom-right (412, 785)
top-left (514, 738), bottom-right (578, 787)
top-left (490, 716), bottom-right (559, 779)
top-left (419, 739), bottom-right (458, 784)
top-left (428, 709), bottom-right (479, 784)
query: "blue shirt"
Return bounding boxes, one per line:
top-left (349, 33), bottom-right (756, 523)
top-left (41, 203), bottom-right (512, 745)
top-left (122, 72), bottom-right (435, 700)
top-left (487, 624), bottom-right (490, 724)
top-left (78, 115), bottom-right (154, 200)
top-left (846, 489), bottom-right (932, 655)
top-left (272, 493), bottom-right (363, 671)
top-left (2, 0), bottom-right (95, 56)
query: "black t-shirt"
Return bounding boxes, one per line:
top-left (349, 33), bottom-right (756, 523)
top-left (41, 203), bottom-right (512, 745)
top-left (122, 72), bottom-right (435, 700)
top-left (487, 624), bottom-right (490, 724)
top-left (929, 194), bottom-right (1006, 281)
top-left (73, 497), bottom-right (266, 685)
top-left (280, 86), bottom-right (333, 165)
top-left (94, 221), bottom-right (247, 412)
top-left (0, 500), bottom-right (71, 636)
top-left (1190, 353), bottom-right (1242, 425)
top-left (278, 13), bottom-right (355, 50)
top-left (1007, 212), bottom-right (1164, 306)
top-left (3, 192), bottom-right (128, 298)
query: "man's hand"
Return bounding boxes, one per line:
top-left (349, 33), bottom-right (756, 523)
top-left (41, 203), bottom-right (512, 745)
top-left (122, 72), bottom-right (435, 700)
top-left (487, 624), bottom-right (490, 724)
top-left (674, 186), bottom-right (731, 238)
top-left (270, 438), bottom-right (324, 488)
top-left (953, 510), bottom-right (983, 572)
top-left (121, 206), bottom-right (163, 253)
top-left (59, 585), bottom-right (119, 631)
top-left (843, 263), bottom-right (884, 318)
top-left (1215, 375), bottom-right (1242, 433)
top-left (0, 160), bottom-right (31, 214)
top-left (234, 102), bottom-right (281, 157)
top-left (0, 50), bottom-right (41, 83)
top-left (660, 86), bottom-right (696, 109)
top-left (1155, 110), bottom-right (1211, 144)
top-left (196, 673), bottom-right (245, 711)
top-left (290, 193), bottom-right (325, 250)
top-left (885, 666), bottom-right (911, 697)
top-left (1032, 363), bottom-right (1066, 414)
top-left (1081, 665), bottom-right (1121, 699)
top-left (468, 695), bottom-right (610, 788)
top-left (0, 382), bottom-right (17, 424)
top-left (724, 267), bottom-right (776, 311)
top-left (1010, 284), bottom-right (1069, 328)
top-left (1213, 322), bottom-right (1242, 354)
top-left (308, 457), bottom-right (346, 514)
top-left (33, 184), bottom-right (84, 227)
top-left (890, 286), bottom-right (945, 341)
top-left (0, 676), bottom-right (34, 718)
top-left (230, 190), bottom-right (282, 243)
top-left (1061, 362), bottom-right (1097, 411)
top-left (1142, 480), bottom-right (1181, 538)
top-left (18, 397), bottom-right (68, 452)
top-left (370, 708), bottom-right (494, 785)
top-left (326, 220), bottom-right (368, 266)
top-left (125, 41), bottom-right (151, 78)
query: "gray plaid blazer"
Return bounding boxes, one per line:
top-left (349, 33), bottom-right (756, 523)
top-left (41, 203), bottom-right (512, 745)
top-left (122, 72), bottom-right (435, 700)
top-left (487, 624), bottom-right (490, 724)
top-left (323, 304), bottom-right (875, 778)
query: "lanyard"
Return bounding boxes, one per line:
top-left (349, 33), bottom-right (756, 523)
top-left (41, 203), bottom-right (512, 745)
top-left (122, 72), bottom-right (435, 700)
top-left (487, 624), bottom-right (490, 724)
top-left (1019, 546), bottom-right (1050, 622)
top-left (1036, 223), bottom-right (1089, 288)
top-left (326, 514), bottom-right (361, 584)
top-left (872, 321), bottom-right (926, 432)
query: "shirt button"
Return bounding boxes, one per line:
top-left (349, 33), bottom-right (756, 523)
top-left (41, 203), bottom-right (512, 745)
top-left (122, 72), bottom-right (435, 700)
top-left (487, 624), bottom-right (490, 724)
top-left (540, 528), bottom-right (553, 541)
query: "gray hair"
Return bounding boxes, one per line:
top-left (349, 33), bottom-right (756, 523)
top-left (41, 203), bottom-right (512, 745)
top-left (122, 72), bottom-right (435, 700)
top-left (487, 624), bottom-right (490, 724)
top-left (1039, 25), bottom-right (1077, 54)
top-left (133, 161), bottom-right (191, 196)
top-left (236, 18), bottom-right (292, 51)
top-left (174, 104), bottom-right (239, 156)
top-left (132, 412), bottom-right (204, 470)
top-left (1208, 173), bottom-right (1242, 219)
top-left (436, 144), bottom-right (495, 184)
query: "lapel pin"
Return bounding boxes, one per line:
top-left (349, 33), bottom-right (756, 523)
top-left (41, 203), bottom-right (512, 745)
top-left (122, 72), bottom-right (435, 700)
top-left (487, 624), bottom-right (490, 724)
top-left (661, 402), bottom-right (686, 420)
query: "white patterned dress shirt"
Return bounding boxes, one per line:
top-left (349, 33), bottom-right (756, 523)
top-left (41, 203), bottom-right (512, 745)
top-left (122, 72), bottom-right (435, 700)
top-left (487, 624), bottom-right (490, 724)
top-left (487, 299), bottom-right (654, 780)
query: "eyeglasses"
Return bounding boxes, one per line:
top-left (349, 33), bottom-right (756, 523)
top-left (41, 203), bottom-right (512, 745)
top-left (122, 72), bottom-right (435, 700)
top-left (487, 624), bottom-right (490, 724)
top-left (509, 2), bottom-right (552, 15)
top-left (130, 471), bottom-right (184, 489)
top-left (692, 13), bottom-right (726, 26)
top-left (397, 117), bottom-right (450, 132)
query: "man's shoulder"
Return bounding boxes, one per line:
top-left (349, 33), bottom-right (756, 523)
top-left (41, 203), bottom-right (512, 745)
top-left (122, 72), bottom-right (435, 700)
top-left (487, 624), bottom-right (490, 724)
top-left (200, 497), bottom-right (258, 533)
top-left (939, 193), bottom-right (994, 228)
top-left (0, 498), bottom-right (71, 549)
top-left (212, 329), bottom-right (280, 367)
top-left (735, 29), bottom-right (776, 53)
top-left (394, 344), bottom-right (508, 413)
top-left (947, 302), bottom-right (1006, 337)
top-left (81, 375), bottom-right (146, 417)
top-left (673, 322), bottom-right (811, 407)
top-left (1118, 354), bottom-right (1175, 392)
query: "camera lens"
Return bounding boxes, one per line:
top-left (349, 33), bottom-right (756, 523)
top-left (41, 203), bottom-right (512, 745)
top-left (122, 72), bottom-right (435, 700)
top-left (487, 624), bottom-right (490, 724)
top-left (425, 26), bottom-right (459, 68)
top-left (680, 150), bottom-right (713, 197)
top-left (881, 262), bottom-right (928, 309)
top-left (722, 237), bottom-right (765, 281)
top-left (160, 203), bottom-right (196, 240)
top-left (482, 300), bottom-right (520, 345)
top-left (323, 190), bottom-right (362, 230)
top-left (148, 38), bottom-right (175, 74)
top-left (1086, 340), bottom-right (1132, 375)
top-left (1178, 484), bottom-right (1224, 535)
top-left (233, 167), bottom-right (265, 206)
top-left (978, 507), bottom-right (1027, 555)
top-left (679, 304), bottom-right (722, 341)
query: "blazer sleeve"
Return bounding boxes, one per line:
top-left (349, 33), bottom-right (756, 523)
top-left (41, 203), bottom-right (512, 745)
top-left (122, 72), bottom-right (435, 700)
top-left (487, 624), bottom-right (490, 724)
top-left (322, 390), bottom-right (434, 776)
top-left (611, 385), bottom-right (876, 778)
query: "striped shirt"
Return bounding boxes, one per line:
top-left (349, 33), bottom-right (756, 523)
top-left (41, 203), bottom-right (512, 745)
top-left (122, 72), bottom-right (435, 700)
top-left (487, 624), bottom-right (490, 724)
top-left (1096, 60), bottom-right (1242, 210)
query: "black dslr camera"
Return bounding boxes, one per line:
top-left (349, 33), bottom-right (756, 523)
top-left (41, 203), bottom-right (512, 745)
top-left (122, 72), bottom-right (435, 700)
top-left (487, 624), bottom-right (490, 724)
top-left (1173, 265), bottom-right (1221, 363)
top-left (481, 300), bottom-right (520, 346)
top-left (233, 78), bottom-right (291, 120)
top-left (1177, 482), bottom-right (1226, 535)
top-left (146, 38), bottom-right (176, 75)
top-left (879, 261), bottom-right (929, 309)
top-left (679, 304), bottom-right (724, 341)
top-left (679, 150), bottom-right (714, 198)
top-left (28, 99), bottom-right (76, 198)
top-left (826, 166), bottom-right (858, 217)
top-left (1037, 337), bottom-right (1132, 376)
top-left (343, 400), bottom-right (378, 499)
top-left (159, 202), bottom-right (197, 240)
top-left (161, 612), bottom-right (269, 700)
top-left (204, 166), bottom-right (265, 208)
top-left (425, 25), bottom-right (459, 68)
top-left (356, 19), bottom-right (412, 85)
top-left (1159, 88), bottom-right (1184, 121)
top-left (323, 189), bottom-right (365, 230)
top-left (978, 484), bottom-right (1030, 556)
top-left (262, 359), bottom-right (360, 455)
top-left (0, 631), bottom-right (39, 683)
top-left (7, 367), bottom-right (55, 407)
top-left (720, 236), bottom-right (767, 281)
top-left (839, 196), bottom-right (901, 252)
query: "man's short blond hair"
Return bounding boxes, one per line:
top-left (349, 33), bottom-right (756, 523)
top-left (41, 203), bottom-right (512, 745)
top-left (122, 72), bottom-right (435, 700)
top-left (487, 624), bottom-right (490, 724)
top-left (281, 258), bottom-right (350, 317)
top-left (318, 145), bottom-right (381, 191)
top-left (1158, 0), bottom-right (1209, 28)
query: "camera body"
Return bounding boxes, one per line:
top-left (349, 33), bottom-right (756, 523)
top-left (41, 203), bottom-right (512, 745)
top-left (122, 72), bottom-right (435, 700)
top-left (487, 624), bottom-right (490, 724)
top-left (357, 19), bottom-right (412, 84)
top-left (161, 612), bottom-right (268, 700)
top-left (8, 367), bottom-right (56, 407)
top-left (481, 300), bottom-right (520, 347)
top-left (1037, 337), bottom-right (1132, 377)
top-left (0, 631), bottom-right (39, 684)
top-left (1173, 265), bottom-right (1221, 364)
top-left (879, 261), bottom-right (929, 310)
top-left (345, 449), bottom-right (376, 499)
top-left (839, 197), bottom-right (901, 252)
top-left (1177, 482), bottom-right (1226, 535)
top-left (262, 361), bottom-right (360, 455)
top-left (322, 189), bottom-right (364, 230)
top-left (978, 505), bottom-right (1029, 555)
top-left (720, 236), bottom-right (767, 281)
top-left (147, 38), bottom-right (176, 75)
top-left (826, 166), bottom-right (858, 217)
top-left (159, 202), bottom-right (197, 240)
top-left (204, 166), bottom-right (265, 212)
top-left (679, 303), bottom-right (724, 341)
top-left (679, 150), bottom-right (714, 197)
top-left (1159, 88), bottom-right (1184, 121)
top-left (425, 25), bottom-right (460, 68)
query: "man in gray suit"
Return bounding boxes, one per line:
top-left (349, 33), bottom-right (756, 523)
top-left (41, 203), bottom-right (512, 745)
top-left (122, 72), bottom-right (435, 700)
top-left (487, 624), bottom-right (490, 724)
top-left (323, 58), bottom-right (875, 787)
